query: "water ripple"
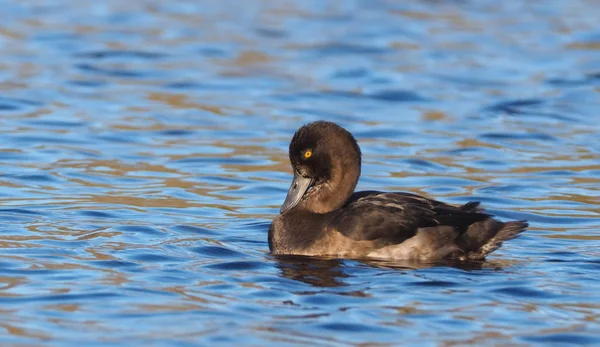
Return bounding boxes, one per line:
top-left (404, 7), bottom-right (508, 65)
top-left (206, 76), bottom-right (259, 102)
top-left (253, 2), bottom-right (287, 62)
top-left (0, 0), bottom-right (598, 346)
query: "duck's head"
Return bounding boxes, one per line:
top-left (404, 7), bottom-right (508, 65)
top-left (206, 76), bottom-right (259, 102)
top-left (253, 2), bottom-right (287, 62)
top-left (280, 121), bottom-right (361, 214)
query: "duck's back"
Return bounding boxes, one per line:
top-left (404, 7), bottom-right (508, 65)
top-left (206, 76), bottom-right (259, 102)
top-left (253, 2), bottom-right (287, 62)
top-left (334, 191), bottom-right (487, 241)
top-left (328, 191), bottom-right (527, 260)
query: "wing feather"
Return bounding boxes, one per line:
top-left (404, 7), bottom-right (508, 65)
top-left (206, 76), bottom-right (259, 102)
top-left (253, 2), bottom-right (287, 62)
top-left (331, 191), bottom-right (489, 244)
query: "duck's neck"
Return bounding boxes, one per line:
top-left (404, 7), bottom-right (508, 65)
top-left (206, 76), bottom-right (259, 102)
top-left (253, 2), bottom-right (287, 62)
top-left (304, 156), bottom-right (360, 214)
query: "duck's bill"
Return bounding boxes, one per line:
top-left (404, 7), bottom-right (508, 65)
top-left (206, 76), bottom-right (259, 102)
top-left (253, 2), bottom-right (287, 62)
top-left (280, 172), bottom-right (314, 213)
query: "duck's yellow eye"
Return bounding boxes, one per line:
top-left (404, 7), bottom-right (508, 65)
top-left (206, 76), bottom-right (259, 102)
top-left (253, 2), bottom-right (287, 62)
top-left (303, 150), bottom-right (312, 159)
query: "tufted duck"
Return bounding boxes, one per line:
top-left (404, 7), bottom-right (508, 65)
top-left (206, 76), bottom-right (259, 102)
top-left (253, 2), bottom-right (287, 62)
top-left (269, 121), bottom-right (528, 261)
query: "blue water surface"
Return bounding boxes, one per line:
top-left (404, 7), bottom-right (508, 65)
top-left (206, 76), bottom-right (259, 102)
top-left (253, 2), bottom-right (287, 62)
top-left (0, 0), bottom-right (599, 346)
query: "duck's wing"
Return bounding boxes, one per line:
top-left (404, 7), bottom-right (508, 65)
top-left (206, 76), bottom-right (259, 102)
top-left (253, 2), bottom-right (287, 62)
top-left (331, 191), bottom-right (490, 244)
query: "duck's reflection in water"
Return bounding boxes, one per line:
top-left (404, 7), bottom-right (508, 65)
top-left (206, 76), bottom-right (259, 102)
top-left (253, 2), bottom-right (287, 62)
top-left (273, 255), bottom-right (349, 287)
top-left (273, 255), bottom-right (493, 288)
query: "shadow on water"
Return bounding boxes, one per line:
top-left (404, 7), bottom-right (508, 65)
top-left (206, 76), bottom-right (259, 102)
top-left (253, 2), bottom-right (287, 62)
top-left (272, 255), bottom-right (494, 288)
top-left (272, 256), bottom-right (349, 287)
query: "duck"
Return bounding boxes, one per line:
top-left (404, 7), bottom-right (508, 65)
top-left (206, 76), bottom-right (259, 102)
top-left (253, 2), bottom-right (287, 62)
top-left (269, 121), bottom-right (528, 261)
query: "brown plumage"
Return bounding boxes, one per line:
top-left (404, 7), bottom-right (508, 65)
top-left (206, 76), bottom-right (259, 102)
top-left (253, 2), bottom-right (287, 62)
top-left (269, 121), bottom-right (528, 261)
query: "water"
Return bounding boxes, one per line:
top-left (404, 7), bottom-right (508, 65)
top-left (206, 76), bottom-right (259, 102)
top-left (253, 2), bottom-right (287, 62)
top-left (1, 0), bottom-right (599, 345)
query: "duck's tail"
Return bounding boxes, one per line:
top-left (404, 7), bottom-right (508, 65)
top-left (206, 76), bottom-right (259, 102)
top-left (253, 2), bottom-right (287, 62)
top-left (456, 219), bottom-right (528, 261)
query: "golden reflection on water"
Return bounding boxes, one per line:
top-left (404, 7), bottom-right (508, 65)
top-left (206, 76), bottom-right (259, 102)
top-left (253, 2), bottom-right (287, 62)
top-left (148, 92), bottom-right (227, 115)
top-left (0, 0), bottom-right (598, 345)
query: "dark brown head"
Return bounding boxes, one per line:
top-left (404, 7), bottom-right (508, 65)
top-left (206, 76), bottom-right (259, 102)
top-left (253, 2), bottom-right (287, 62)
top-left (280, 121), bottom-right (361, 214)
